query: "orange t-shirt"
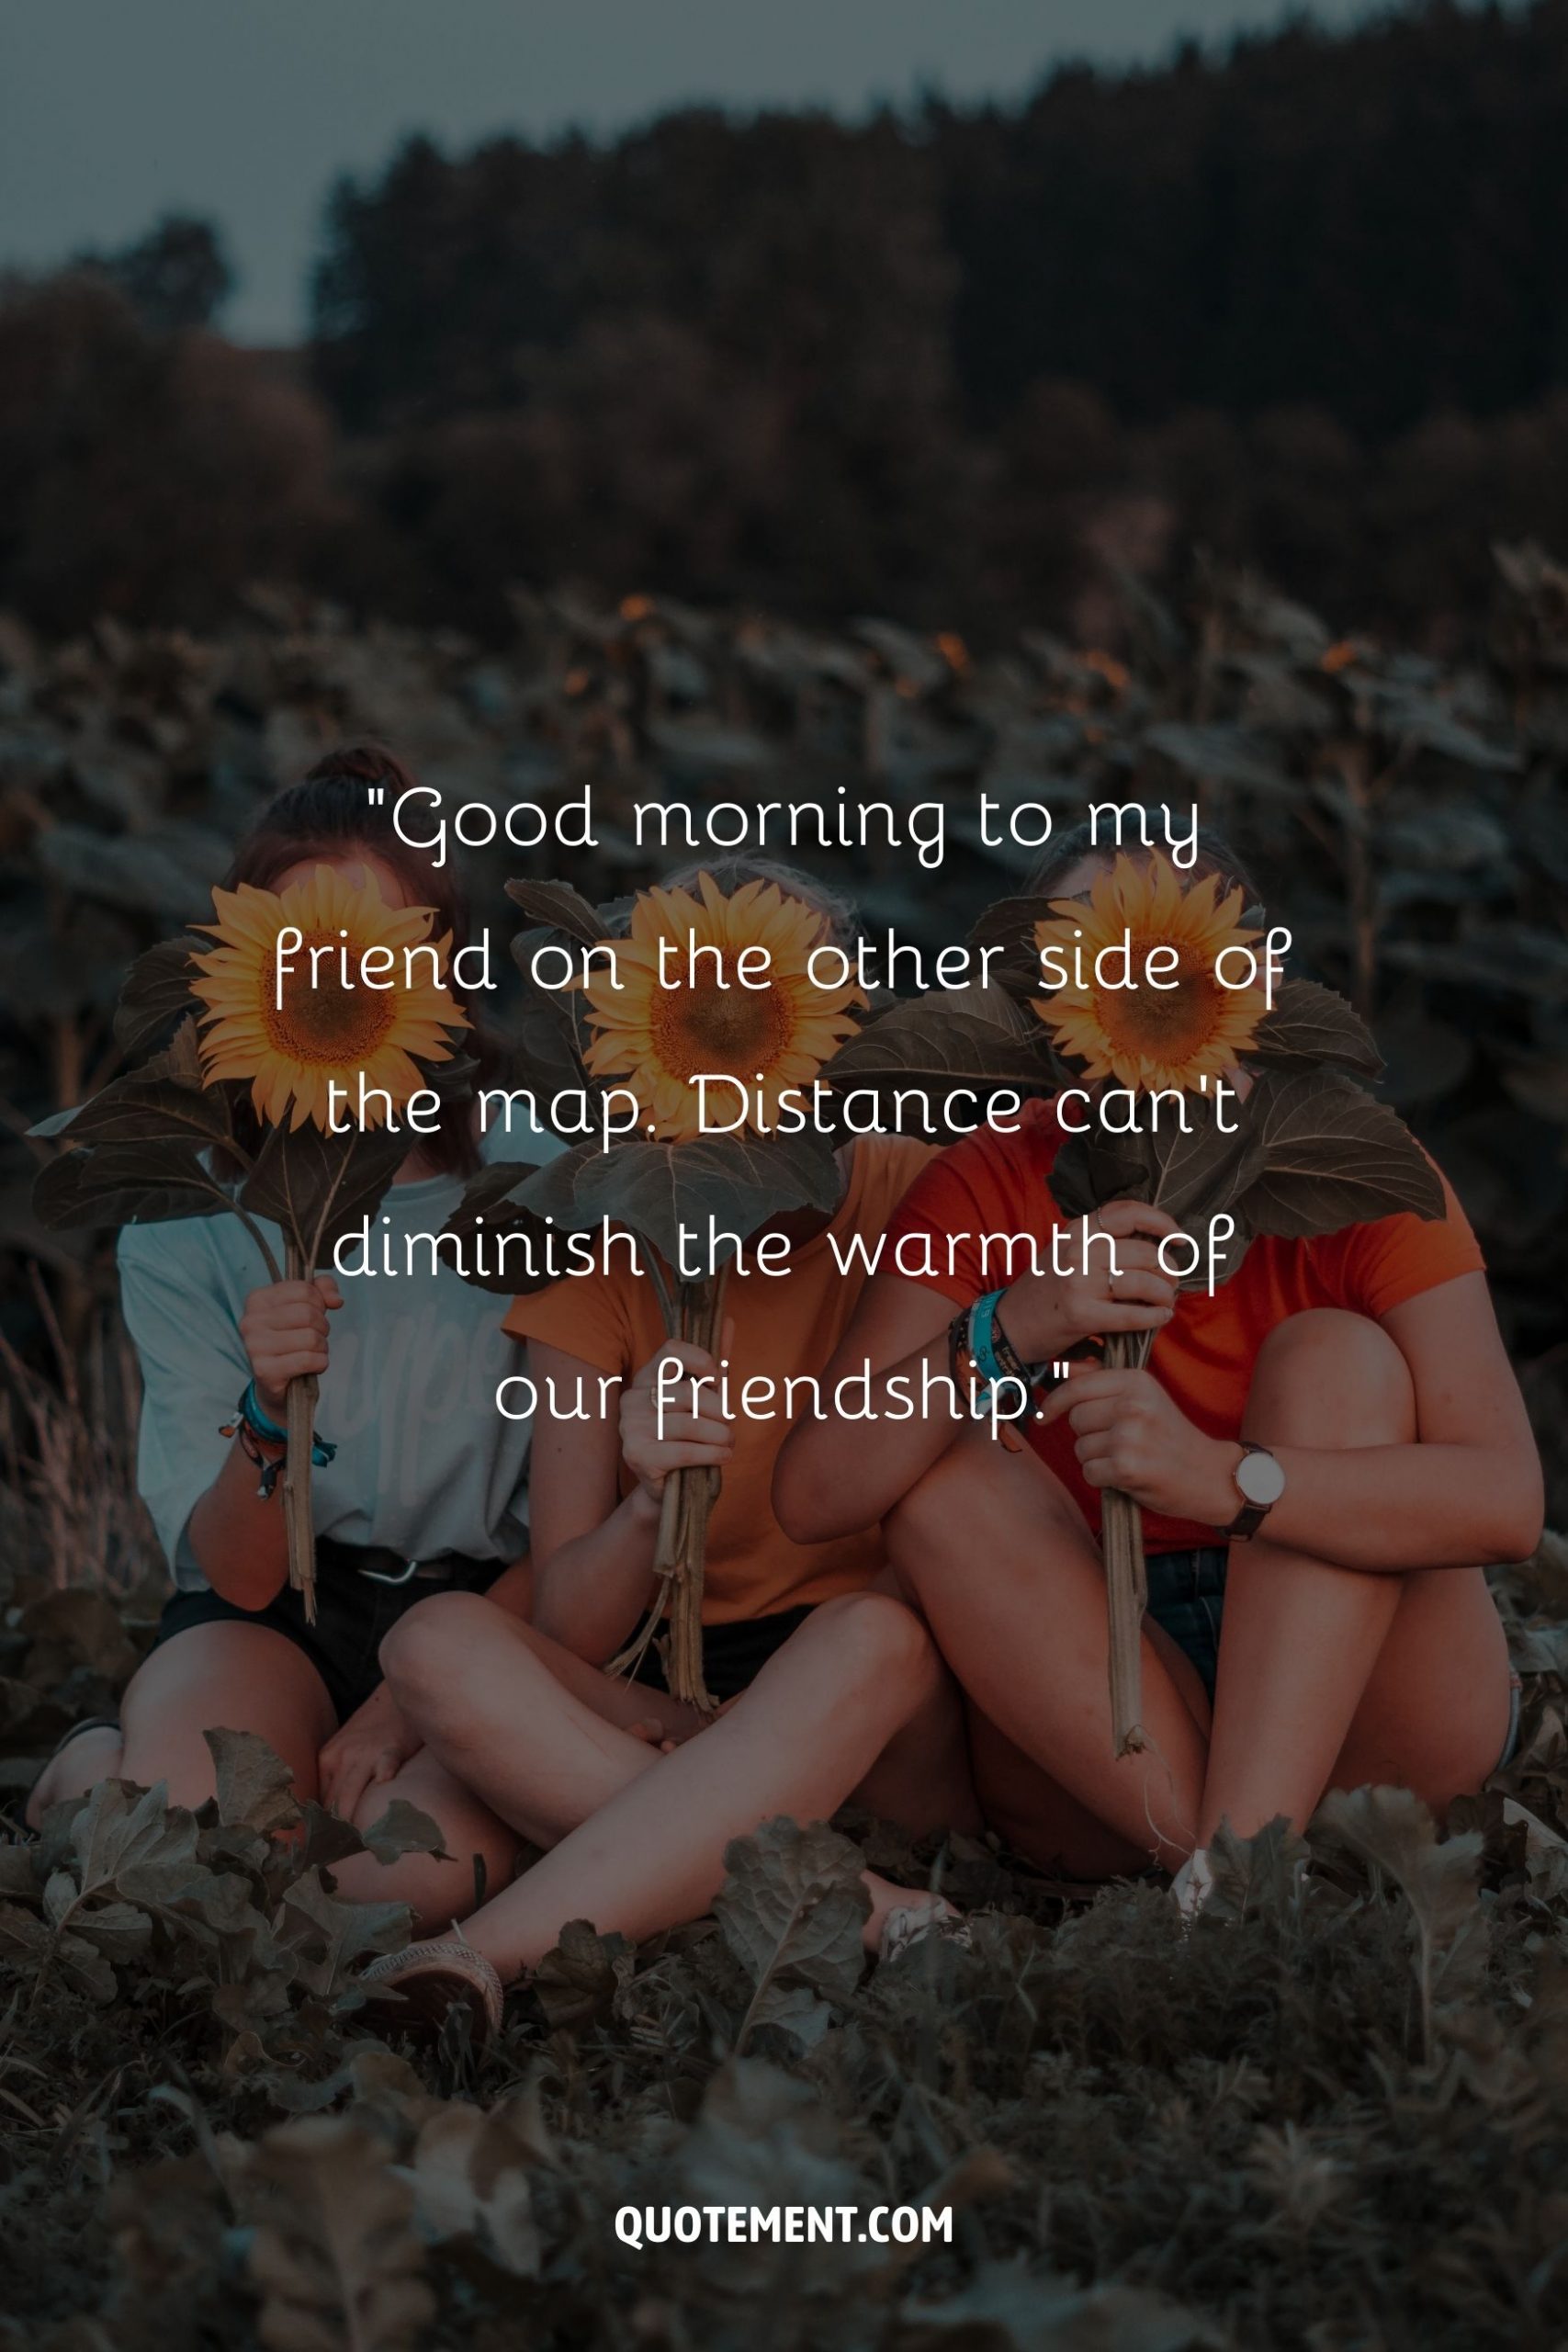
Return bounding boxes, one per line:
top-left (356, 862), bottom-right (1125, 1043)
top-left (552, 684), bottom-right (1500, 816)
top-left (883, 1098), bottom-right (1485, 1553)
top-left (504, 1136), bottom-right (934, 1623)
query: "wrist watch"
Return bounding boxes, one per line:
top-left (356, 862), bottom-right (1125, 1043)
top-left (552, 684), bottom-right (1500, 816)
top-left (1223, 1442), bottom-right (1286, 1540)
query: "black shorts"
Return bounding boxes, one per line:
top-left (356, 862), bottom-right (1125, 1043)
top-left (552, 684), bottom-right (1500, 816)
top-left (154, 1546), bottom-right (503, 1724)
top-left (629, 1606), bottom-right (815, 1704)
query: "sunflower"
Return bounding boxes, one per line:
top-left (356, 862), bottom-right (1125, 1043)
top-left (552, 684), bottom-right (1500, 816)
top-left (581, 871), bottom-right (864, 1141)
top-left (1032, 853), bottom-right (1267, 1092)
top-left (190, 869), bottom-right (468, 1131)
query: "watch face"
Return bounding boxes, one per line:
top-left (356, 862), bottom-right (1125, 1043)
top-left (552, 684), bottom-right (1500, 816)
top-left (1236, 1448), bottom-right (1286, 1507)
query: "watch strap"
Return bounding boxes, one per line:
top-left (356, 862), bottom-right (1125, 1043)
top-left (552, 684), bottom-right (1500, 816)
top-left (1222, 1442), bottom-right (1277, 1543)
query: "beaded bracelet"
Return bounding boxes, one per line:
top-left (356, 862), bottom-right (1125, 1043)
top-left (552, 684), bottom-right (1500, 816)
top-left (949, 1303), bottom-right (1029, 1451)
top-left (220, 1379), bottom-right (338, 1501)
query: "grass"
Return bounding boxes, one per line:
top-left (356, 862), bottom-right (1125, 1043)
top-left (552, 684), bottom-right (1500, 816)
top-left (1, 1337), bottom-right (1566, 2349)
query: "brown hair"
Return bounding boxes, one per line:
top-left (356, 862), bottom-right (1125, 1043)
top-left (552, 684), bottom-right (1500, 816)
top-left (227, 743), bottom-right (485, 1176)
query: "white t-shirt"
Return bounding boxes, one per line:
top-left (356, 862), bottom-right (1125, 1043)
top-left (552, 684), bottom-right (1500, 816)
top-left (118, 1116), bottom-right (561, 1591)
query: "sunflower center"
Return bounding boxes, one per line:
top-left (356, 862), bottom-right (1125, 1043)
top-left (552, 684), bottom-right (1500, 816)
top-left (1092, 945), bottom-right (1224, 1060)
top-left (651, 971), bottom-right (795, 1079)
top-left (265, 930), bottom-right (400, 1067)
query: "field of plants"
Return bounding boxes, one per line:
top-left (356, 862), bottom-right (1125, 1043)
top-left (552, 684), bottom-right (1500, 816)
top-left (3, 548), bottom-right (1568, 2346)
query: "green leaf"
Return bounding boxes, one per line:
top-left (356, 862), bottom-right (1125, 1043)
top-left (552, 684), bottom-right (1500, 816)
top-left (1250, 980), bottom-right (1383, 1079)
top-left (114, 936), bottom-right (205, 1060)
top-left (437, 1161), bottom-right (549, 1294)
top-left (822, 982), bottom-right (1056, 1104)
top-left (403, 2100), bottom-right (541, 2277)
top-left (531, 1917), bottom-right (636, 2030)
top-left (497, 964), bottom-right (594, 1099)
top-left (234, 2116), bottom-right (434, 2352)
top-left (1314, 1785), bottom-right (1486, 2052)
top-left (1204, 1815), bottom-right (1311, 1925)
top-left (506, 1129), bottom-right (842, 1270)
top-left (1144, 718), bottom-right (1292, 795)
top-left (205, 1728), bottom-right (301, 1840)
top-left (715, 1816), bottom-right (871, 2051)
top-left (241, 1116), bottom-right (414, 1264)
top-left (1050, 1104), bottom-right (1259, 1291)
top-left (965, 895), bottom-right (1058, 1000)
top-left (1240, 1069), bottom-right (1446, 1238)
top-left (0, 1901), bottom-right (117, 2002)
top-left (275, 1867), bottom-right (408, 1999)
top-left (38, 822), bottom-right (227, 920)
top-left (503, 876), bottom-right (609, 949)
top-left (32, 1137), bottom-right (230, 1230)
top-left (34, 1069), bottom-right (233, 1152)
top-left (358, 1800), bottom-right (450, 1868)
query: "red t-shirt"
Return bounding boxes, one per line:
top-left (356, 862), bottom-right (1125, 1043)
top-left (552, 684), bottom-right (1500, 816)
top-left (883, 1099), bottom-right (1484, 1552)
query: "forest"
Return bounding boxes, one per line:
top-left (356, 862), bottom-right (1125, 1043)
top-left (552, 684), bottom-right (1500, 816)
top-left (7, 3), bottom-right (1568, 641)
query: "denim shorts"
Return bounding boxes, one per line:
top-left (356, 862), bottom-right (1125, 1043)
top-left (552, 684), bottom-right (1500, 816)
top-left (1145, 1547), bottom-right (1230, 1702)
top-left (1145, 1544), bottom-right (1523, 1770)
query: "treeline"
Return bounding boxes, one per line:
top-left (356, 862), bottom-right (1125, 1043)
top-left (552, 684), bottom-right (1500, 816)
top-left (6, 2), bottom-right (1568, 640)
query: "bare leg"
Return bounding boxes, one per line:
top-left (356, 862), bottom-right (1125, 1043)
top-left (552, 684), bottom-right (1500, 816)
top-left (333, 1748), bottom-right (525, 1933)
top-left (27, 1726), bottom-right (127, 1826)
top-left (379, 1591), bottom-right (702, 1847)
top-left (884, 1427), bottom-right (1211, 1868)
top-left (962, 1710), bottom-right (1173, 1882)
top-left (383, 1589), bottom-right (962, 1976)
top-left (1198, 1309), bottom-right (1512, 1842)
top-left (123, 1623), bottom-right (335, 1809)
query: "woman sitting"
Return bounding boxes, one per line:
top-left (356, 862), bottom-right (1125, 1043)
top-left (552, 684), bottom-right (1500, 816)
top-left (29, 747), bottom-right (557, 1931)
top-left (773, 827), bottom-right (1543, 1904)
top-left (363, 864), bottom-right (976, 2030)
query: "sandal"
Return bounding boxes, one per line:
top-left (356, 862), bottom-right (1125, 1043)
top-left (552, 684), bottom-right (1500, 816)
top-left (878, 1896), bottom-right (971, 1967)
top-left (360, 1934), bottom-right (506, 2037)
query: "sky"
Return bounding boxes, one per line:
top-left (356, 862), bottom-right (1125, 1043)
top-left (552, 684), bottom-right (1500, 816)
top-left (2, 0), bottom-right (1400, 342)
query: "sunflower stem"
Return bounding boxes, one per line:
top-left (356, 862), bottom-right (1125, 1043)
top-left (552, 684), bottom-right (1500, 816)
top-left (660, 1263), bottom-right (727, 1714)
top-left (281, 1236), bottom-right (319, 1625)
top-left (1102, 1325), bottom-right (1156, 1757)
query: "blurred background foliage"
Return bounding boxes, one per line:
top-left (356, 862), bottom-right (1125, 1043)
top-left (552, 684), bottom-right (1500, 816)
top-left (7, 5), bottom-right (1568, 641)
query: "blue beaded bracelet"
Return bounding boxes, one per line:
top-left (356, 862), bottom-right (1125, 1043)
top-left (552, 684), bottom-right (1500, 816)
top-left (966, 1291), bottom-right (1010, 1387)
top-left (239, 1377), bottom-right (288, 1443)
top-left (233, 1379), bottom-right (337, 1469)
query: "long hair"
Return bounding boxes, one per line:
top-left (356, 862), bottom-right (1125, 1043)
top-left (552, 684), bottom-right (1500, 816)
top-left (225, 743), bottom-right (485, 1176)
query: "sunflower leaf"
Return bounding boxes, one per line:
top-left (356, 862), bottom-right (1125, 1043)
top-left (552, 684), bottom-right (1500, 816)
top-left (1240, 1068), bottom-right (1446, 1237)
top-left (239, 1118), bottom-right (418, 1263)
top-left (501, 947), bottom-right (597, 1100)
top-left (504, 877), bottom-right (609, 949)
top-left (822, 983), bottom-right (1057, 1111)
top-left (965, 895), bottom-right (1059, 1000)
top-left (498, 1129), bottom-right (842, 1269)
top-left (32, 1136), bottom-right (232, 1229)
top-left (1049, 1102), bottom-right (1259, 1286)
top-left (114, 935), bottom-right (204, 1061)
top-left (1250, 980), bottom-right (1384, 1078)
top-left (439, 1163), bottom-right (553, 1294)
top-left (33, 1068), bottom-right (233, 1151)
